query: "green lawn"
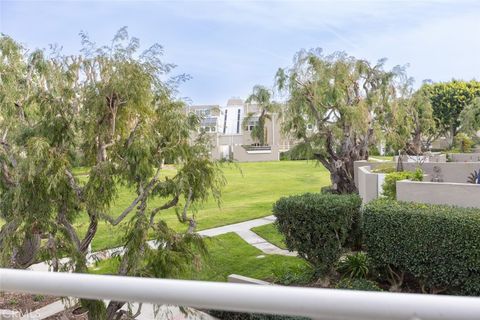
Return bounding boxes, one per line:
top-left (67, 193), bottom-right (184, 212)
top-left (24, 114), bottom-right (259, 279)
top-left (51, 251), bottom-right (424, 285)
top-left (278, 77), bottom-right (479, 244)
top-left (368, 155), bottom-right (394, 161)
top-left (251, 223), bottom-right (287, 250)
top-left (75, 160), bottom-right (329, 251)
top-left (91, 232), bottom-right (308, 282)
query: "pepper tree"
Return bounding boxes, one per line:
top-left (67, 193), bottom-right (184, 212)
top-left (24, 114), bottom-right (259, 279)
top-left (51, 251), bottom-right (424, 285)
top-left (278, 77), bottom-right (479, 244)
top-left (0, 29), bottom-right (224, 319)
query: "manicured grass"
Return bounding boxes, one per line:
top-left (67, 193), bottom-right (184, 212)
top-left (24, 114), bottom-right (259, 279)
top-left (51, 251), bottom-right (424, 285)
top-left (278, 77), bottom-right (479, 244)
top-left (251, 223), bottom-right (287, 250)
top-left (91, 232), bottom-right (308, 282)
top-left (75, 160), bottom-right (329, 251)
top-left (368, 155), bottom-right (394, 161)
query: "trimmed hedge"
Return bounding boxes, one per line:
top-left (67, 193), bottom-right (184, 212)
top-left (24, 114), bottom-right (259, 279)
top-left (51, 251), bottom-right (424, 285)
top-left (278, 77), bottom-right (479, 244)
top-left (364, 199), bottom-right (480, 295)
top-left (273, 193), bottom-right (362, 275)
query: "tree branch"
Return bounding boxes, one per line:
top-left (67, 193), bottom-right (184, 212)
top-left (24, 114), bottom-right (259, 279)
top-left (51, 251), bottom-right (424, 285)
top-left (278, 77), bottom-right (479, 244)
top-left (102, 168), bottom-right (162, 226)
top-left (149, 195), bottom-right (179, 226)
top-left (65, 169), bottom-right (83, 200)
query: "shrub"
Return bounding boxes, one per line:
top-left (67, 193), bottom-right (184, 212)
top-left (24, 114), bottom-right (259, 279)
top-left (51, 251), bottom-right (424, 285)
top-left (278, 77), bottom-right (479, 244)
top-left (273, 193), bottom-right (362, 276)
top-left (368, 145), bottom-right (380, 156)
top-left (364, 199), bottom-right (480, 295)
top-left (381, 168), bottom-right (423, 199)
top-left (454, 133), bottom-right (473, 153)
top-left (271, 264), bottom-right (315, 286)
top-left (337, 252), bottom-right (369, 279)
top-left (320, 185), bottom-right (334, 194)
top-left (335, 278), bottom-right (382, 291)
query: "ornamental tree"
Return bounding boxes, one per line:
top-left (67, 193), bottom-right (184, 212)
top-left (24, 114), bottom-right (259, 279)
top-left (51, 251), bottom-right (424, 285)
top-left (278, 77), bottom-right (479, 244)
top-left (387, 74), bottom-right (435, 155)
top-left (0, 29), bottom-right (224, 319)
top-left (275, 49), bottom-right (411, 193)
top-left (422, 80), bottom-right (480, 147)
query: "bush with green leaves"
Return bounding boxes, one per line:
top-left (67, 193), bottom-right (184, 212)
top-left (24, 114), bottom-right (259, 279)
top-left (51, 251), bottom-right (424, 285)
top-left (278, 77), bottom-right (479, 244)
top-left (271, 264), bottom-right (315, 286)
top-left (335, 278), bottom-right (382, 291)
top-left (337, 252), bottom-right (369, 279)
top-left (364, 199), bottom-right (480, 295)
top-left (454, 132), bottom-right (474, 153)
top-left (273, 193), bottom-right (362, 276)
top-left (381, 168), bottom-right (423, 199)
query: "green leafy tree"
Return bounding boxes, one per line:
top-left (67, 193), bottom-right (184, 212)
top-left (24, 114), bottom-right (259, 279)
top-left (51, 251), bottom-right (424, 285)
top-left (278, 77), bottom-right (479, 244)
top-left (243, 85), bottom-right (278, 146)
top-left (459, 97), bottom-right (480, 136)
top-left (275, 49), bottom-right (409, 193)
top-left (0, 29), bottom-right (224, 319)
top-left (422, 80), bottom-right (480, 147)
top-left (389, 83), bottom-right (436, 155)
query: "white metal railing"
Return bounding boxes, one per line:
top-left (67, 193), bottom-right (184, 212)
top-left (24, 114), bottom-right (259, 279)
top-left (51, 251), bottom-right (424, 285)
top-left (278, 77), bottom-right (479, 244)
top-left (1, 268), bottom-right (480, 320)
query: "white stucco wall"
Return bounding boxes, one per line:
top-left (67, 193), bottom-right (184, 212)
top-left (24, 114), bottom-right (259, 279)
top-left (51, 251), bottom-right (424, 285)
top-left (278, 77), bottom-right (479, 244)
top-left (397, 180), bottom-right (480, 208)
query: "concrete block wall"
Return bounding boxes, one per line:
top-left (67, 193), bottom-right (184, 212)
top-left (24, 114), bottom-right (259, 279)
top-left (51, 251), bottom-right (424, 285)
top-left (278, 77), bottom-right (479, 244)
top-left (357, 166), bottom-right (379, 204)
top-left (355, 160), bottom-right (480, 185)
top-left (450, 153), bottom-right (480, 162)
top-left (397, 180), bottom-right (480, 208)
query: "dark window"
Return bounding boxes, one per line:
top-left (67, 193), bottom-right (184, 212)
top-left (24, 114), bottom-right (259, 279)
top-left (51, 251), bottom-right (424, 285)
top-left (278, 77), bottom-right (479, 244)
top-left (223, 109), bottom-right (228, 134)
top-left (236, 109), bottom-right (241, 134)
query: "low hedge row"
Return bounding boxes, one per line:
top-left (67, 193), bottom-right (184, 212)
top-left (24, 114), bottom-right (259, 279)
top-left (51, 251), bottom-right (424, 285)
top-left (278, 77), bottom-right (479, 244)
top-left (364, 199), bottom-right (480, 295)
top-left (273, 193), bottom-right (362, 276)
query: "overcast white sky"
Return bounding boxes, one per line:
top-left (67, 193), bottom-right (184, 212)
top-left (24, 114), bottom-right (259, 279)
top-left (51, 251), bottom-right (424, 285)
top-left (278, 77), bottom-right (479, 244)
top-left (1, 0), bottom-right (479, 105)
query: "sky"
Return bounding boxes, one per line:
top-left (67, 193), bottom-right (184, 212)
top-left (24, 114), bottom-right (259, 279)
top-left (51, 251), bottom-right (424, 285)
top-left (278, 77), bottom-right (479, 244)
top-left (1, 0), bottom-right (479, 105)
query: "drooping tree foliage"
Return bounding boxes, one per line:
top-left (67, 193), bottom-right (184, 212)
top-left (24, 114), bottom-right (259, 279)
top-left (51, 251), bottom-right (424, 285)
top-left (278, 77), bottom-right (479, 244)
top-left (275, 49), bottom-right (414, 193)
top-left (243, 85), bottom-right (279, 146)
top-left (388, 73), bottom-right (435, 154)
top-left (0, 29), bottom-right (224, 319)
top-left (422, 80), bottom-right (480, 146)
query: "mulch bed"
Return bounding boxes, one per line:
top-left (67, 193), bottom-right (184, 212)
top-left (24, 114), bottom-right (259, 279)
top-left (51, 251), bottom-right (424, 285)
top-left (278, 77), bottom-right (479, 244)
top-left (0, 292), bottom-right (58, 314)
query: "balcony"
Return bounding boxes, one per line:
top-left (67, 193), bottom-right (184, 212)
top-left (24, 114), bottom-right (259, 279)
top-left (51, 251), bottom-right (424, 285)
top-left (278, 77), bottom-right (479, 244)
top-left (1, 268), bottom-right (480, 320)
top-left (242, 145), bottom-right (272, 153)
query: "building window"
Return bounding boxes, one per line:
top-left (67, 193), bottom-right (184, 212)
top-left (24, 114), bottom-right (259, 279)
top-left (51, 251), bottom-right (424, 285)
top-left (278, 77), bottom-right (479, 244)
top-left (244, 118), bottom-right (258, 131)
top-left (200, 125), bottom-right (216, 133)
top-left (195, 109), bottom-right (211, 117)
top-left (223, 109), bottom-right (228, 134)
top-left (236, 109), bottom-right (241, 134)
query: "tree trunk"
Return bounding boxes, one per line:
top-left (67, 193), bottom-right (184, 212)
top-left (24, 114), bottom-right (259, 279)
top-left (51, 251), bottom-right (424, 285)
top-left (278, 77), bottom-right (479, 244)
top-left (316, 153), bottom-right (363, 194)
top-left (330, 164), bottom-right (358, 194)
top-left (12, 232), bottom-right (41, 268)
top-left (448, 126), bottom-right (457, 148)
top-left (410, 129), bottom-right (423, 155)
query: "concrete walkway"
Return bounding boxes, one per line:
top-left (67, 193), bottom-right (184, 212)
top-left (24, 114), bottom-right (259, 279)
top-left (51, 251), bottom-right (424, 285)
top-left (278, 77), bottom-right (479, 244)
top-left (30, 215), bottom-right (295, 272)
top-left (24, 215), bottom-right (295, 319)
top-left (198, 215), bottom-right (296, 256)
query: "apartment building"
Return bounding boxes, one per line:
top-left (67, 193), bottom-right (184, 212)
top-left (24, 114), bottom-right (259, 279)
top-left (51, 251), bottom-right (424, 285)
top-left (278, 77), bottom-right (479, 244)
top-left (187, 98), bottom-right (293, 162)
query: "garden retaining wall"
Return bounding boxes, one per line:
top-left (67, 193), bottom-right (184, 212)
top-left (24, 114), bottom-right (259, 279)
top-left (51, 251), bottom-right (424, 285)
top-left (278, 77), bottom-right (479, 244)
top-left (397, 180), bottom-right (480, 208)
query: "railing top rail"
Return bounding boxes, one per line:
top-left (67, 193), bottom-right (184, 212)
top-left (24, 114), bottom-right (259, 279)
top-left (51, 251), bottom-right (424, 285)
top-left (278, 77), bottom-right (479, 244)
top-left (1, 268), bottom-right (479, 320)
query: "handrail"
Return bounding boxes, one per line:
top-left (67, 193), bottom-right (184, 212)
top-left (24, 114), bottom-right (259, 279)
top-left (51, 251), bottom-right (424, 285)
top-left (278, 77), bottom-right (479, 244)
top-left (1, 268), bottom-right (480, 320)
